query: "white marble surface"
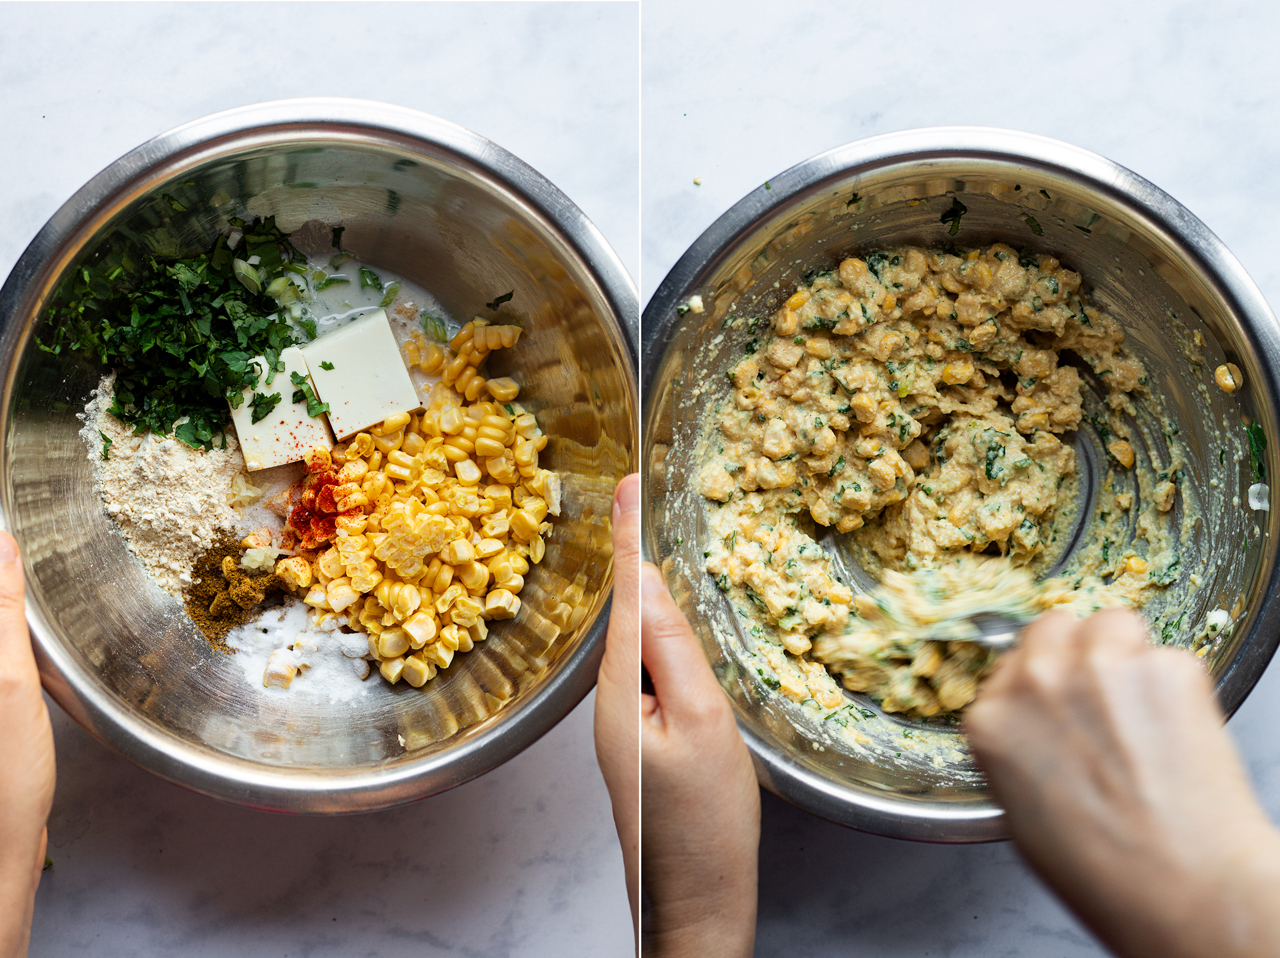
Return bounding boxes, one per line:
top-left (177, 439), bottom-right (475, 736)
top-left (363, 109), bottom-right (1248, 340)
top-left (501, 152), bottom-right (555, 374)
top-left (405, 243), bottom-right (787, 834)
top-left (643, 1), bottom-right (1280, 955)
top-left (0, 3), bottom-right (637, 956)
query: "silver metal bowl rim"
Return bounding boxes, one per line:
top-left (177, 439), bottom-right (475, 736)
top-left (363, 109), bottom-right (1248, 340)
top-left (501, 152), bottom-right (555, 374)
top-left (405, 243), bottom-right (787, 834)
top-left (641, 125), bottom-right (1280, 841)
top-left (0, 97), bottom-right (639, 813)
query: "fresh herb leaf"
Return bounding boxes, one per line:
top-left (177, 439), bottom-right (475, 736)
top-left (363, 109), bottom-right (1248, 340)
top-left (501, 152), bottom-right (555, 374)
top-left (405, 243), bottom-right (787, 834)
top-left (1247, 421), bottom-right (1267, 481)
top-left (300, 318), bottom-right (318, 339)
top-left (288, 371), bottom-right (330, 418)
top-left (485, 290), bottom-right (514, 311)
top-left (39, 217), bottom-right (302, 448)
top-left (249, 391), bottom-right (282, 424)
top-left (940, 197), bottom-right (968, 236)
top-left (358, 267), bottom-right (383, 292)
top-left (319, 360), bottom-right (334, 371)
top-left (1025, 216), bottom-right (1043, 236)
top-left (99, 431), bottom-right (113, 461)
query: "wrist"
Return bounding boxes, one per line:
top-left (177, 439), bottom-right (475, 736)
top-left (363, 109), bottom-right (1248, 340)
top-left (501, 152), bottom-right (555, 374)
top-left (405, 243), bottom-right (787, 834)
top-left (642, 857), bottom-right (756, 958)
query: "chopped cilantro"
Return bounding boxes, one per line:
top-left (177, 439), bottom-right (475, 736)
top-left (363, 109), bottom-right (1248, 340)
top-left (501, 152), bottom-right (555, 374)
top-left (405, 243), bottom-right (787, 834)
top-left (99, 431), bottom-right (112, 461)
top-left (249, 391), bottom-right (282, 424)
top-left (289, 371), bottom-right (329, 418)
top-left (940, 197), bottom-right (968, 236)
top-left (485, 290), bottom-right (514, 311)
top-left (358, 267), bottom-right (383, 291)
top-left (1247, 421), bottom-right (1267, 481)
top-left (319, 361), bottom-right (335, 371)
top-left (1024, 216), bottom-right (1043, 236)
top-left (37, 216), bottom-right (303, 448)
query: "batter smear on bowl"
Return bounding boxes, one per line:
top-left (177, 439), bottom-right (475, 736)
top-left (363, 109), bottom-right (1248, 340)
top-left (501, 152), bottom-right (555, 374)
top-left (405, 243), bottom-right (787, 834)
top-left (697, 244), bottom-right (1182, 717)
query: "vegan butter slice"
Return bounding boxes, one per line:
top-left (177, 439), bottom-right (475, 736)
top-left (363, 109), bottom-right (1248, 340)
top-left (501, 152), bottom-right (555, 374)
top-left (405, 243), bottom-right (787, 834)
top-left (230, 346), bottom-right (334, 471)
top-left (301, 308), bottom-right (420, 439)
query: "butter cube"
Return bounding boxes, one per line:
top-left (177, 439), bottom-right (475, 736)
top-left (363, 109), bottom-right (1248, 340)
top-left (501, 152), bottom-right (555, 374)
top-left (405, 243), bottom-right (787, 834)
top-left (229, 346), bottom-right (333, 471)
top-left (301, 309), bottom-right (420, 438)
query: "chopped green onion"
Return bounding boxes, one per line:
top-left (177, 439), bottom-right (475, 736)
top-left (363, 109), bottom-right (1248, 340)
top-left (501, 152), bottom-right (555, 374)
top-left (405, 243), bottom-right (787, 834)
top-left (421, 312), bottom-right (448, 343)
top-left (232, 258), bottom-right (262, 294)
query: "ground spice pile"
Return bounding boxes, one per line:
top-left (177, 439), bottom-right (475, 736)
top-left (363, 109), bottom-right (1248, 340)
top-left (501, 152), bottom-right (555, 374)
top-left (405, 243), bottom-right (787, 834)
top-left (184, 532), bottom-right (286, 648)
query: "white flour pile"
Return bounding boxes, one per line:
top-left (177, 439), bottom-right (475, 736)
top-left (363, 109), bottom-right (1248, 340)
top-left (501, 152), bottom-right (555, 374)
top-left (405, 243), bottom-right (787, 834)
top-left (78, 375), bottom-right (249, 594)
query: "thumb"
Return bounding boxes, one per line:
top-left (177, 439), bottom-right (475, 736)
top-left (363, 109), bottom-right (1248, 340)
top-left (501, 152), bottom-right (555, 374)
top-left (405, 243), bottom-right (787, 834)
top-left (0, 533), bottom-right (32, 675)
top-left (640, 563), bottom-right (726, 723)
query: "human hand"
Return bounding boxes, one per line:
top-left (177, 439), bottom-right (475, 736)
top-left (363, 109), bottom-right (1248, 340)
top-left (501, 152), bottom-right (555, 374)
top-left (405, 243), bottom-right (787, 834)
top-left (641, 563), bottom-right (759, 958)
top-left (595, 474), bottom-right (641, 933)
top-left (0, 533), bottom-right (56, 958)
top-left (966, 608), bottom-right (1280, 958)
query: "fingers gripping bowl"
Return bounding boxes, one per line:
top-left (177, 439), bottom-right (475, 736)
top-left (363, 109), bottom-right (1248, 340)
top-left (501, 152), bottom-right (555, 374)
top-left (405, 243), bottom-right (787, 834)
top-left (0, 100), bottom-right (637, 813)
top-left (642, 128), bottom-right (1280, 842)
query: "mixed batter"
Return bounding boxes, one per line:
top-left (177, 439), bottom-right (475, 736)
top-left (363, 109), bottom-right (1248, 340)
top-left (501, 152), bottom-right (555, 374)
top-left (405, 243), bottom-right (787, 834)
top-left (697, 244), bottom-right (1177, 717)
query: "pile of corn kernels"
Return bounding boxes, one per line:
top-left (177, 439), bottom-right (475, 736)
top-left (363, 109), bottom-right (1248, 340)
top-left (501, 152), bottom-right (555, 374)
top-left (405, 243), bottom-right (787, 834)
top-left (273, 318), bottom-right (560, 688)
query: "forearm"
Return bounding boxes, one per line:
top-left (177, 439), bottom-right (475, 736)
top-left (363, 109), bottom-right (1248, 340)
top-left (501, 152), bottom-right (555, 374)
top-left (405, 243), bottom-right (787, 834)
top-left (0, 833), bottom-right (43, 958)
top-left (643, 885), bottom-right (756, 958)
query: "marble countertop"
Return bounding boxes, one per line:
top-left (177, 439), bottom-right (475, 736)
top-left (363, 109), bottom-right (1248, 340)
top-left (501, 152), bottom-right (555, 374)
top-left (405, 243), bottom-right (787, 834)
top-left (643, 0), bottom-right (1280, 955)
top-left (0, 3), bottom-right (637, 956)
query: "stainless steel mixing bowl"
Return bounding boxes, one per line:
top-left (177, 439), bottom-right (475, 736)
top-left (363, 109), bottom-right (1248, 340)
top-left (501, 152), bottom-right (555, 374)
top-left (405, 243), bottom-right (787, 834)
top-left (0, 99), bottom-right (637, 813)
top-left (642, 127), bottom-right (1280, 842)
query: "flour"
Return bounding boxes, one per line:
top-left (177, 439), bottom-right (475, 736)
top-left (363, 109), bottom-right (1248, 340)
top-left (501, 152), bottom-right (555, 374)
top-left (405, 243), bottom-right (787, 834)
top-left (78, 375), bottom-right (250, 595)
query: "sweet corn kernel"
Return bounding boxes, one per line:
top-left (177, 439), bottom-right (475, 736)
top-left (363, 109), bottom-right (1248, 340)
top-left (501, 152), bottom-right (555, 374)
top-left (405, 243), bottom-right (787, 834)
top-left (1215, 363), bottom-right (1243, 393)
top-left (276, 556), bottom-right (313, 590)
top-left (486, 377), bottom-right (520, 402)
top-left (941, 360), bottom-right (974, 385)
top-left (1108, 440), bottom-right (1136, 469)
top-left (403, 610), bottom-right (438, 648)
top-left (401, 654), bottom-right (436, 687)
top-left (379, 656), bottom-right (406, 684)
top-left (485, 589), bottom-right (521, 619)
top-left (455, 459), bottom-right (482, 486)
top-left (440, 538), bottom-right (476, 565)
top-left (378, 628), bottom-right (410, 658)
